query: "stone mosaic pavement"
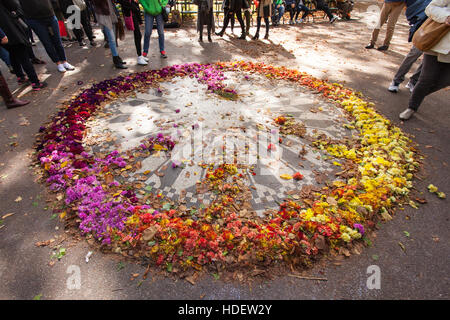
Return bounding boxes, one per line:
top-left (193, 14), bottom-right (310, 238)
top-left (83, 71), bottom-right (354, 213)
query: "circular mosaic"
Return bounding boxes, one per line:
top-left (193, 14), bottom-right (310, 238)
top-left (35, 62), bottom-right (418, 274)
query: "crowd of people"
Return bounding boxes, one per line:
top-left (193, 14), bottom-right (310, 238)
top-left (0, 0), bottom-right (449, 121)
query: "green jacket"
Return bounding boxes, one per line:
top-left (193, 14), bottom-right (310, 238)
top-left (139, 0), bottom-right (168, 16)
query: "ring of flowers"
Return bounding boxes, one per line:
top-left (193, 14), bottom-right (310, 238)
top-left (35, 61), bottom-right (418, 274)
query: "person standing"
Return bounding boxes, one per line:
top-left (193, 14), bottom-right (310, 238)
top-left (16, 0), bottom-right (75, 72)
top-left (0, 27), bottom-right (29, 108)
top-left (60, 0), bottom-right (96, 47)
top-left (92, 0), bottom-right (127, 68)
top-left (388, 0), bottom-right (432, 93)
top-left (253, 0), bottom-right (271, 40)
top-left (119, 0), bottom-right (146, 65)
top-left (139, 0), bottom-right (169, 59)
top-left (216, 0), bottom-right (247, 39)
top-left (399, 0), bottom-right (450, 120)
top-left (0, 0), bottom-right (47, 90)
top-left (194, 0), bottom-right (215, 42)
top-left (365, 0), bottom-right (406, 51)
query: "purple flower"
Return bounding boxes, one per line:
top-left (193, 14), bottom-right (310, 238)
top-left (354, 223), bottom-right (365, 235)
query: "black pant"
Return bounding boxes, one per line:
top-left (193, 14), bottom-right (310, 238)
top-left (409, 54), bottom-right (450, 111)
top-left (316, 1), bottom-right (334, 20)
top-left (132, 11), bottom-right (142, 56)
top-left (255, 16), bottom-right (269, 35)
top-left (7, 44), bottom-right (39, 84)
top-left (73, 10), bottom-right (94, 43)
top-left (295, 4), bottom-right (310, 20)
top-left (220, 9), bottom-right (245, 35)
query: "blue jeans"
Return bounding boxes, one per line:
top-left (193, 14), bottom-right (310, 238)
top-left (26, 16), bottom-right (67, 63)
top-left (275, 4), bottom-right (285, 23)
top-left (0, 46), bottom-right (11, 66)
top-left (103, 26), bottom-right (118, 57)
top-left (143, 13), bottom-right (165, 54)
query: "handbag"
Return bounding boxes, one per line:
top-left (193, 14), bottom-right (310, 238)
top-left (123, 0), bottom-right (135, 30)
top-left (124, 15), bottom-right (134, 30)
top-left (73, 0), bottom-right (87, 11)
top-left (158, 0), bottom-right (169, 22)
top-left (412, 17), bottom-right (450, 52)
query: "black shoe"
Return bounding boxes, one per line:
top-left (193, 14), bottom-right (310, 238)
top-left (118, 56), bottom-right (127, 65)
top-left (377, 45), bottom-right (389, 51)
top-left (90, 40), bottom-right (96, 47)
top-left (365, 44), bottom-right (375, 49)
top-left (198, 36), bottom-right (203, 42)
top-left (79, 41), bottom-right (86, 46)
top-left (238, 33), bottom-right (246, 40)
top-left (215, 31), bottom-right (224, 37)
top-left (31, 58), bottom-right (46, 65)
top-left (264, 33), bottom-right (269, 40)
top-left (208, 35), bottom-right (212, 42)
top-left (113, 56), bottom-right (127, 69)
top-left (252, 33), bottom-right (259, 40)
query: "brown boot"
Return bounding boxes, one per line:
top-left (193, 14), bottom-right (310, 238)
top-left (0, 74), bottom-right (30, 109)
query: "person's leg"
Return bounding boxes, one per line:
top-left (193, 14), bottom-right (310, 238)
top-left (143, 13), bottom-right (154, 54)
top-left (80, 10), bottom-right (94, 42)
top-left (26, 18), bottom-right (60, 63)
top-left (231, 13), bottom-right (235, 32)
top-left (383, 2), bottom-right (405, 47)
top-left (368, 3), bottom-right (390, 47)
top-left (409, 61), bottom-right (422, 86)
top-left (8, 48), bottom-right (26, 80)
top-left (235, 10), bottom-right (246, 38)
top-left (0, 71), bottom-right (30, 108)
top-left (199, 23), bottom-right (204, 42)
top-left (264, 17), bottom-right (270, 38)
top-left (103, 26), bottom-right (119, 57)
top-left (408, 54), bottom-right (450, 112)
top-left (393, 45), bottom-right (423, 84)
top-left (244, 9), bottom-right (251, 34)
top-left (289, 5), bottom-right (295, 22)
top-left (132, 12), bottom-right (142, 56)
top-left (279, 5), bottom-right (286, 22)
top-left (9, 45), bottom-right (40, 84)
top-left (48, 16), bottom-right (67, 62)
top-left (300, 5), bottom-right (309, 19)
top-left (254, 16), bottom-right (262, 38)
top-left (317, 3), bottom-right (334, 20)
top-left (0, 47), bottom-right (11, 67)
top-left (155, 14), bottom-right (165, 53)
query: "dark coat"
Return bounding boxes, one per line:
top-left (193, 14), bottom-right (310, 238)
top-left (119, 0), bottom-right (141, 16)
top-left (17, 0), bottom-right (55, 19)
top-left (0, 0), bottom-right (30, 47)
top-left (194, 0), bottom-right (214, 31)
top-left (405, 0), bottom-right (432, 41)
top-left (91, 0), bottom-right (110, 15)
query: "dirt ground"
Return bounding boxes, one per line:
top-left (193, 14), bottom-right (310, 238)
top-left (0, 0), bottom-right (448, 299)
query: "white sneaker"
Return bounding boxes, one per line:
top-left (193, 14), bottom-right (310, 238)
top-left (405, 81), bottom-right (415, 92)
top-left (330, 16), bottom-right (338, 23)
top-left (388, 81), bottom-right (399, 93)
top-left (143, 56), bottom-right (149, 62)
top-left (137, 55), bottom-right (148, 65)
top-left (399, 108), bottom-right (415, 120)
top-left (57, 64), bottom-right (66, 73)
top-left (63, 62), bottom-right (75, 70)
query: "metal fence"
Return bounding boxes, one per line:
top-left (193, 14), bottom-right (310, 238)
top-left (173, 0), bottom-right (341, 26)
